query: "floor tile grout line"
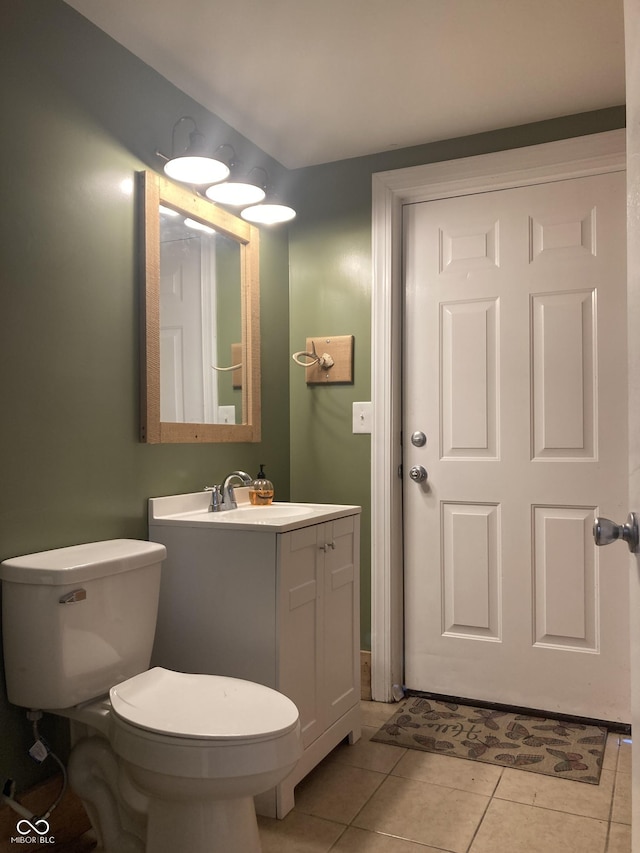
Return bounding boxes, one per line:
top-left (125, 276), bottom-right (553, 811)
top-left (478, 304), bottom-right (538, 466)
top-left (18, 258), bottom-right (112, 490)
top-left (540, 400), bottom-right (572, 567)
top-left (489, 791), bottom-right (617, 826)
top-left (608, 760), bottom-right (620, 826)
top-left (492, 795), bottom-right (614, 823)
top-left (608, 762), bottom-right (630, 834)
top-left (337, 825), bottom-right (462, 851)
top-left (464, 785), bottom-right (495, 853)
top-left (603, 820), bottom-right (612, 853)
top-left (326, 822), bottom-right (350, 852)
top-left (342, 763), bottom-right (390, 829)
top-left (612, 733), bottom-right (621, 774)
top-left (360, 721), bottom-right (410, 774)
top-left (489, 766), bottom-right (505, 797)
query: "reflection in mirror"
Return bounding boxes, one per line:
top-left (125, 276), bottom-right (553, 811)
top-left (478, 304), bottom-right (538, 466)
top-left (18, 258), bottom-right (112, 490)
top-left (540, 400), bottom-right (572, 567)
top-left (139, 171), bottom-right (261, 443)
top-left (159, 210), bottom-right (242, 423)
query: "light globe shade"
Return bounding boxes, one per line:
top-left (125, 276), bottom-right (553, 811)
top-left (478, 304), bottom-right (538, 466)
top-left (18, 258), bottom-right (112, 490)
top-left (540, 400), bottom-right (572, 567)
top-left (164, 156), bottom-right (229, 185)
top-left (241, 203), bottom-right (296, 225)
top-left (206, 181), bottom-right (266, 206)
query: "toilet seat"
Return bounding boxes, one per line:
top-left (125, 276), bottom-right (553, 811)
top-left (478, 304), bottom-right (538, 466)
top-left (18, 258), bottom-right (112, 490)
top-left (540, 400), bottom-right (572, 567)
top-left (108, 668), bottom-right (302, 780)
top-left (110, 667), bottom-right (299, 740)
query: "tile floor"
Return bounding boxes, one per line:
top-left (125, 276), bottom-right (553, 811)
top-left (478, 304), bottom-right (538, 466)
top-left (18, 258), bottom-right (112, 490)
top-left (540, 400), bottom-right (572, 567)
top-left (59, 700), bottom-right (632, 853)
top-left (258, 700), bottom-right (631, 853)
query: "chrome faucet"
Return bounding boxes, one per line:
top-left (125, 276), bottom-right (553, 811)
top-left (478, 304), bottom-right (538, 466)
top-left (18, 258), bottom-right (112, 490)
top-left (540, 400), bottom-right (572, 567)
top-left (207, 471), bottom-right (252, 512)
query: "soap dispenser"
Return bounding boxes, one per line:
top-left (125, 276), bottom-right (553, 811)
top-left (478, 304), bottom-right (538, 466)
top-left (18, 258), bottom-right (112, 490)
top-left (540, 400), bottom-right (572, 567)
top-left (249, 464), bottom-right (274, 505)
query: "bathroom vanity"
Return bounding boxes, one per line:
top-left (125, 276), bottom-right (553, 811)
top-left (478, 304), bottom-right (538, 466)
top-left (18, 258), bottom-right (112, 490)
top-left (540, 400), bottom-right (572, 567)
top-left (148, 492), bottom-right (362, 818)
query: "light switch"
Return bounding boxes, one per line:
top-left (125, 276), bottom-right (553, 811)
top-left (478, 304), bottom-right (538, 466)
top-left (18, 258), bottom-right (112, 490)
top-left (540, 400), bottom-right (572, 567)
top-left (352, 402), bottom-right (372, 434)
top-left (218, 405), bottom-right (236, 424)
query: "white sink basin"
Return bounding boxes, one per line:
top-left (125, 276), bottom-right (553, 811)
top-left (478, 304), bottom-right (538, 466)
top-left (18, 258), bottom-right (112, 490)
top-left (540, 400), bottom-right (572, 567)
top-left (148, 492), bottom-right (361, 531)
top-left (178, 503), bottom-right (315, 524)
top-left (210, 504), bottom-right (312, 521)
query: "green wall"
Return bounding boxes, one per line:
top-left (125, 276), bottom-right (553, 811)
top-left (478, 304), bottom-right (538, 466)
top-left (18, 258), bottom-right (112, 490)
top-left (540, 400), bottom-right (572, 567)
top-left (0, 0), bottom-right (291, 793)
top-left (287, 106), bottom-right (626, 652)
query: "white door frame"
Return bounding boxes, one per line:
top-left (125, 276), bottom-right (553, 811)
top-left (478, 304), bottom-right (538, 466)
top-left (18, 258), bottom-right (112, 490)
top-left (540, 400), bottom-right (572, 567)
top-left (624, 1), bottom-right (640, 842)
top-left (370, 128), bottom-right (626, 703)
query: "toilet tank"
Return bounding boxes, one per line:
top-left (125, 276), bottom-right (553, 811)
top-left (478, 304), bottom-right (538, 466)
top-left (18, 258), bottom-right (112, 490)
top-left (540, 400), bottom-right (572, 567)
top-left (0, 539), bottom-right (166, 710)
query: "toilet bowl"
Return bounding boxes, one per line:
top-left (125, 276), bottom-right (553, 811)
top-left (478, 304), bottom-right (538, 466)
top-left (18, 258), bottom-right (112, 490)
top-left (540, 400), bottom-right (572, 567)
top-left (0, 539), bottom-right (301, 853)
top-left (69, 668), bottom-right (301, 853)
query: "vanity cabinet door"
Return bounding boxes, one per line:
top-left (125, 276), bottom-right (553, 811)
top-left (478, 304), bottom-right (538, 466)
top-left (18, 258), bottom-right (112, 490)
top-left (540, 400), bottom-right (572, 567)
top-left (322, 514), bottom-right (360, 728)
top-left (278, 524), bottom-right (323, 749)
top-left (278, 515), bottom-right (360, 748)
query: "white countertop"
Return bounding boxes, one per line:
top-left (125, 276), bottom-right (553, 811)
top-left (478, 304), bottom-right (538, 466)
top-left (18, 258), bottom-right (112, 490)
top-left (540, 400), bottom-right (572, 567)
top-left (148, 491), bottom-right (361, 532)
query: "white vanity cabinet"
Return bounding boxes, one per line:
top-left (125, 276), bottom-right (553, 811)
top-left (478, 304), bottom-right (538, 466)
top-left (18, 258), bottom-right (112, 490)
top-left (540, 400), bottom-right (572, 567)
top-left (148, 495), bottom-right (361, 818)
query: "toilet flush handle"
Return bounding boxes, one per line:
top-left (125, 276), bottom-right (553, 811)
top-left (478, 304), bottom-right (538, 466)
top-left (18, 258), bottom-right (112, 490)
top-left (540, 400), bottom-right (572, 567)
top-left (59, 589), bottom-right (87, 604)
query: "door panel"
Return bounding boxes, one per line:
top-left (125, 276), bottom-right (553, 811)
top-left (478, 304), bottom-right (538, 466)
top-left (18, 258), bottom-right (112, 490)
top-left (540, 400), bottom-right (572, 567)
top-left (403, 171), bottom-right (630, 721)
top-left (441, 299), bottom-right (499, 458)
top-left (532, 505), bottom-right (597, 650)
top-left (531, 290), bottom-right (596, 458)
top-left (441, 502), bottom-right (500, 640)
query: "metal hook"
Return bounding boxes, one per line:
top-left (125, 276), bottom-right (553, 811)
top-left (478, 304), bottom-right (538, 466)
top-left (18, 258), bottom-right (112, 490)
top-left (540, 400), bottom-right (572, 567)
top-left (292, 340), bottom-right (334, 370)
top-left (211, 363), bottom-right (243, 372)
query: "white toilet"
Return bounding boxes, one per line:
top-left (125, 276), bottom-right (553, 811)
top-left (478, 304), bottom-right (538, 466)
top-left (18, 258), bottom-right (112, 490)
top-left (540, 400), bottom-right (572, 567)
top-left (0, 539), bottom-right (301, 853)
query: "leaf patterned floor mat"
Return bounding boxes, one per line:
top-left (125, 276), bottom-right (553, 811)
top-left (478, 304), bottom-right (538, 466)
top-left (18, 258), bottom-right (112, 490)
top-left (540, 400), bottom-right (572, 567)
top-left (371, 696), bottom-right (607, 784)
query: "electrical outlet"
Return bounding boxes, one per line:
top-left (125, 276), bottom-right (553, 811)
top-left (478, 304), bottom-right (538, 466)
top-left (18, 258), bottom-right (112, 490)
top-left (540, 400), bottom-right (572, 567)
top-left (352, 402), bottom-right (372, 434)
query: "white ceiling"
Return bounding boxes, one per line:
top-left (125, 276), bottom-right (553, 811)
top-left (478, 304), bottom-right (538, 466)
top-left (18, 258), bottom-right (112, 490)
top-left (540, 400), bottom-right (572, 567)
top-left (63, 0), bottom-right (625, 170)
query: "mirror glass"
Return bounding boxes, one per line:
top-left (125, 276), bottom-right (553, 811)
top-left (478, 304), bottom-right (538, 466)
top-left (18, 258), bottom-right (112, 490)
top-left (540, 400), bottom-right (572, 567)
top-left (139, 171), bottom-right (261, 443)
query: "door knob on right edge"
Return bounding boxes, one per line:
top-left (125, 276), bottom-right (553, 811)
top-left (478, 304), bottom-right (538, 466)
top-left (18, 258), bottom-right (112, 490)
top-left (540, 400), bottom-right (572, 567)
top-left (593, 513), bottom-right (640, 553)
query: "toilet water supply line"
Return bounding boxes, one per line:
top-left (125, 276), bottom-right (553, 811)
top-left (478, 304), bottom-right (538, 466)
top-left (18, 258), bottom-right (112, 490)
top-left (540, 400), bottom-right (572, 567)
top-left (1, 711), bottom-right (68, 827)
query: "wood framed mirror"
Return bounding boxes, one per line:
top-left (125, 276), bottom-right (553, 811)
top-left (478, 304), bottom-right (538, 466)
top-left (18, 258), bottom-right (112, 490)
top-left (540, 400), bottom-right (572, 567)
top-left (138, 170), bottom-right (261, 443)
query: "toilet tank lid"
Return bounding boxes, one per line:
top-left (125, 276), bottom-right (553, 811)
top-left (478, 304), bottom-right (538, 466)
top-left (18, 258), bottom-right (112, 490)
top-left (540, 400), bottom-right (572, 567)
top-left (0, 539), bottom-right (166, 585)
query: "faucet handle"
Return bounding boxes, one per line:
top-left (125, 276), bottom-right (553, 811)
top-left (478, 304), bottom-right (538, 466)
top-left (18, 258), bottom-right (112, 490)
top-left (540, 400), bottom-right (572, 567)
top-left (204, 485), bottom-right (223, 512)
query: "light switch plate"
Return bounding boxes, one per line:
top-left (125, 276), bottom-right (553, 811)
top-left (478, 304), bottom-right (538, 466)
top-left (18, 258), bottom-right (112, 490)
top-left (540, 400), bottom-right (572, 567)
top-left (218, 405), bottom-right (236, 425)
top-left (352, 402), bottom-right (372, 434)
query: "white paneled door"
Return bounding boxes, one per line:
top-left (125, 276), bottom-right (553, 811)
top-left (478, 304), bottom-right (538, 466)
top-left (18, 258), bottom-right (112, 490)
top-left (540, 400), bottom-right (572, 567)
top-left (403, 171), bottom-right (630, 721)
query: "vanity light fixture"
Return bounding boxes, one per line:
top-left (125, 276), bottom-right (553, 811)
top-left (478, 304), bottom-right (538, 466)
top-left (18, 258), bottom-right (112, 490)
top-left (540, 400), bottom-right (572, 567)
top-left (209, 152), bottom-right (296, 223)
top-left (158, 123), bottom-right (296, 224)
top-left (162, 117), bottom-right (230, 186)
top-left (238, 168), bottom-right (296, 224)
top-left (241, 201), bottom-right (296, 225)
top-left (205, 152), bottom-right (267, 207)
